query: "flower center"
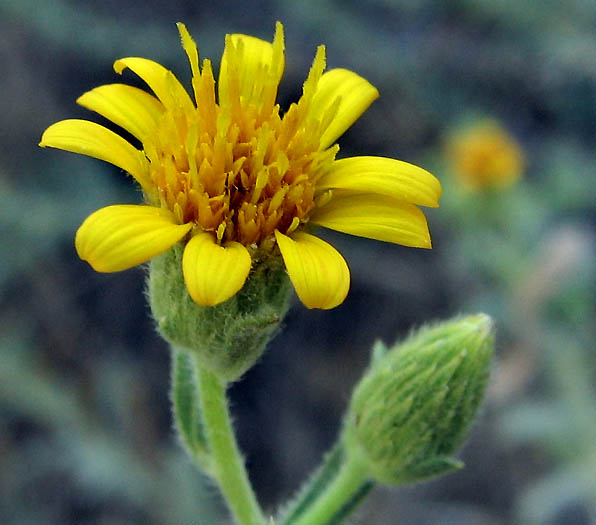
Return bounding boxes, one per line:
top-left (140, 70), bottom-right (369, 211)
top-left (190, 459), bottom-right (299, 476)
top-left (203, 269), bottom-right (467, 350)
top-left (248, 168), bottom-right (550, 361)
top-left (143, 28), bottom-right (338, 248)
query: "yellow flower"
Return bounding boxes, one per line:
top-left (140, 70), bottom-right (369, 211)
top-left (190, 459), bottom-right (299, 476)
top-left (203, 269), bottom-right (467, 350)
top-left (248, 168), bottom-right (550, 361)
top-left (40, 22), bottom-right (441, 310)
top-left (445, 119), bottom-right (525, 190)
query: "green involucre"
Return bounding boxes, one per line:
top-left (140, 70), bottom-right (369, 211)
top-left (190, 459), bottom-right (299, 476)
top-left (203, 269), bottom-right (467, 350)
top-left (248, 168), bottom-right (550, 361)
top-left (148, 243), bottom-right (292, 382)
top-left (343, 314), bottom-right (494, 485)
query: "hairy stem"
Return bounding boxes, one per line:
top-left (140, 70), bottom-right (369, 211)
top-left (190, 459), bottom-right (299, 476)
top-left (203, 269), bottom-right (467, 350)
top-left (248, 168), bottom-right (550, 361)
top-left (291, 453), bottom-right (372, 525)
top-left (196, 360), bottom-right (266, 525)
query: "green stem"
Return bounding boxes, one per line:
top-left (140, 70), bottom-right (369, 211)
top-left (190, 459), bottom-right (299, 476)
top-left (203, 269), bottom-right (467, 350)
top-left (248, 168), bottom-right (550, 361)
top-left (292, 453), bottom-right (372, 525)
top-left (280, 443), bottom-right (345, 524)
top-left (195, 360), bottom-right (266, 525)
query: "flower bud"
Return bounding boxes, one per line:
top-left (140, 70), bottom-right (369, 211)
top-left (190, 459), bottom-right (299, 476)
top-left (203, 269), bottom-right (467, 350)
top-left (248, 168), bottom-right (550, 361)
top-left (343, 314), bottom-right (494, 485)
top-left (148, 244), bottom-right (291, 382)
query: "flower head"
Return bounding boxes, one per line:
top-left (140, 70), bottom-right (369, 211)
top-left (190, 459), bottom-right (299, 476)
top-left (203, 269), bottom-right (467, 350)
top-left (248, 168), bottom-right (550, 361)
top-left (40, 22), bottom-right (441, 309)
top-left (445, 118), bottom-right (525, 190)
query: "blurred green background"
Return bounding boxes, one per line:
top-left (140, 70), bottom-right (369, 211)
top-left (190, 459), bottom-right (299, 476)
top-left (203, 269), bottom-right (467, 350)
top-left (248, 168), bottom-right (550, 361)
top-left (1, 1), bottom-right (595, 523)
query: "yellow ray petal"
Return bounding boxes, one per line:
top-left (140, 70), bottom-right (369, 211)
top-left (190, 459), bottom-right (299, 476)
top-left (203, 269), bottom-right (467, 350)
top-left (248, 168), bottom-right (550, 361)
top-left (218, 23), bottom-right (284, 110)
top-left (39, 119), bottom-right (150, 190)
top-left (182, 233), bottom-right (251, 306)
top-left (317, 156), bottom-right (441, 208)
top-left (77, 83), bottom-right (165, 142)
top-left (309, 69), bottom-right (379, 149)
top-left (76, 205), bottom-right (192, 272)
top-left (113, 57), bottom-right (194, 114)
top-left (275, 230), bottom-right (350, 310)
top-left (310, 193), bottom-right (432, 248)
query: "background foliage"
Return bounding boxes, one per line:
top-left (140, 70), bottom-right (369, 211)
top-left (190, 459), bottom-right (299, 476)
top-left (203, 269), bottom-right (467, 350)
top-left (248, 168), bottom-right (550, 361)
top-left (1, 1), bottom-right (595, 523)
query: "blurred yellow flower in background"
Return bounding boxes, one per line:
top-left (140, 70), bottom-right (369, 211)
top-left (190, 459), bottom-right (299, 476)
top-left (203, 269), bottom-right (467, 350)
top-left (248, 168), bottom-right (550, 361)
top-left (445, 119), bottom-right (525, 190)
top-left (40, 22), bottom-right (441, 309)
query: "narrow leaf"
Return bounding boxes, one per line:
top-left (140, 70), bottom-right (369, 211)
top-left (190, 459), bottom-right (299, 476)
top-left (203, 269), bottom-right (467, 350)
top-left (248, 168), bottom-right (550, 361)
top-left (171, 348), bottom-right (211, 470)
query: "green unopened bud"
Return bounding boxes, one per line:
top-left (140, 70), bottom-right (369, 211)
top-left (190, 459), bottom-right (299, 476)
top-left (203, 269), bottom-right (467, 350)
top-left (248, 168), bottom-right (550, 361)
top-left (148, 244), bottom-right (291, 382)
top-left (343, 314), bottom-right (494, 485)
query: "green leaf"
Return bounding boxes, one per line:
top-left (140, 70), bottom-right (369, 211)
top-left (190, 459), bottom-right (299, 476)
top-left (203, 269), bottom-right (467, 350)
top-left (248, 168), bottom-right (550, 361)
top-left (171, 348), bottom-right (211, 471)
top-left (401, 456), bottom-right (464, 483)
